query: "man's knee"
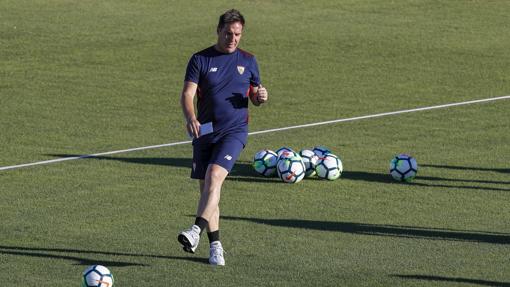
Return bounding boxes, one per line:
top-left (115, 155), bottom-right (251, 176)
top-left (207, 164), bottom-right (228, 182)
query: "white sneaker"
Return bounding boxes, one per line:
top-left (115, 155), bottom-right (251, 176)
top-left (209, 241), bottom-right (225, 266)
top-left (178, 225), bottom-right (201, 253)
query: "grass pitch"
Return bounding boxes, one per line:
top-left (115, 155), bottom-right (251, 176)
top-left (1, 1), bottom-right (509, 286)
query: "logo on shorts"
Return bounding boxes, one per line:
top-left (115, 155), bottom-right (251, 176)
top-left (192, 162), bottom-right (196, 171)
top-left (224, 155), bottom-right (232, 161)
top-left (237, 66), bottom-right (245, 75)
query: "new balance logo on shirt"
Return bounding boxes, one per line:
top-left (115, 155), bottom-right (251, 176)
top-left (224, 155), bottom-right (232, 161)
top-left (209, 67), bottom-right (218, 72)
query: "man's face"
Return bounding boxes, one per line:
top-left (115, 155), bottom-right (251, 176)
top-left (216, 21), bottom-right (243, 54)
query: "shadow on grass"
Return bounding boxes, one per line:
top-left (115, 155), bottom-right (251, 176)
top-left (342, 171), bottom-right (510, 192)
top-left (222, 216), bottom-right (510, 245)
top-left (48, 154), bottom-right (192, 168)
top-left (48, 154), bottom-right (276, 183)
top-left (0, 245), bottom-right (209, 266)
top-left (392, 274), bottom-right (510, 287)
top-left (421, 164), bottom-right (510, 174)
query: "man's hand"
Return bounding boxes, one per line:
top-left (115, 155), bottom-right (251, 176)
top-left (186, 116), bottom-right (201, 139)
top-left (256, 84), bottom-right (268, 104)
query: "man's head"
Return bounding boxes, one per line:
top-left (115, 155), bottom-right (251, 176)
top-left (216, 9), bottom-right (245, 54)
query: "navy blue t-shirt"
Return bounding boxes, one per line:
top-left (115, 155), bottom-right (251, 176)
top-left (185, 46), bottom-right (261, 145)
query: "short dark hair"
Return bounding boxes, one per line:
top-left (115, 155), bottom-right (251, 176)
top-left (217, 9), bottom-right (245, 32)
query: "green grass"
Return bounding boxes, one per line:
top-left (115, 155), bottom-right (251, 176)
top-left (1, 1), bottom-right (510, 286)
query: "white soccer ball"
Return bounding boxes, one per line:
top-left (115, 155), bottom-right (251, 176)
top-left (252, 149), bottom-right (278, 177)
top-left (299, 149), bottom-right (319, 177)
top-left (390, 154), bottom-right (418, 182)
top-left (315, 153), bottom-right (342, 180)
top-left (275, 146), bottom-right (298, 160)
top-left (277, 155), bottom-right (305, 183)
top-left (312, 145), bottom-right (331, 157)
top-left (82, 265), bottom-right (114, 287)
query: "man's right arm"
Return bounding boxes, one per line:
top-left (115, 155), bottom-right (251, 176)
top-left (180, 81), bottom-right (200, 138)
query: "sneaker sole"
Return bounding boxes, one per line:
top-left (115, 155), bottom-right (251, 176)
top-left (177, 234), bottom-right (197, 254)
top-left (209, 261), bottom-right (225, 266)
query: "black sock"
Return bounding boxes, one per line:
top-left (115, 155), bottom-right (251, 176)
top-left (194, 217), bottom-right (208, 234)
top-left (207, 230), bottom-right (220, 243)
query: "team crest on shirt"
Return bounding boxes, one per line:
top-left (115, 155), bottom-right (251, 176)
top-left (237, 66), bottom-right (245, 75)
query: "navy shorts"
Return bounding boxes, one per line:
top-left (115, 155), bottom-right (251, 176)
top-left (191, 134), bottom-right (245, 179)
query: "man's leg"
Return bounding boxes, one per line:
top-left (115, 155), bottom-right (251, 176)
top-left (198, 180), bottom-right (220, 234)
top-left (196, 164), bottom-right (226, 266)
top-left (197, 164), bottom-right (227, 224)
top-left (177, 144), bottom-right (211, 254)
top-left (178, 135), bottom-right (243, 263)
top-left (200, 177), bottom-right (221, 257)
top-left (178, 165), bottom-right (226, 254)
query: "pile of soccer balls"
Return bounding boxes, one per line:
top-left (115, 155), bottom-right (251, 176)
top-left (252, 146), bottom-right (342, 183)
top-left (253, 146), bottom-right (418, 184)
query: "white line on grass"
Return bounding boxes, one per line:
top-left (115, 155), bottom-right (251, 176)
top-left (0, 140), bottom-right (193, 172)
top-left (249, 95), bottom-right (510, 136)
top-left (1, 95), bottom-right (509, 172)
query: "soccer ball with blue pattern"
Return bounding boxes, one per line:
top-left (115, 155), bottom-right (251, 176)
top-left (82, 265), bottom-right (114, 287)
top-left (315, 153), bottom-right (342, 180)
top-left (299, 149), bottom-right (319, 177)
top-left (252, 149), bottom-right (278, 177)
top-left (277, 155), bottom-right (305, 183)
top-left (390, 154), bottom-right (418, 182)
top-left (312, 145), bottom-right (331, 157)
top-left (275, 146), bottom-right (298, 160)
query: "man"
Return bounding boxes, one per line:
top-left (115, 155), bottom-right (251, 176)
top-left (177, 9), bottom-right (268, 266)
